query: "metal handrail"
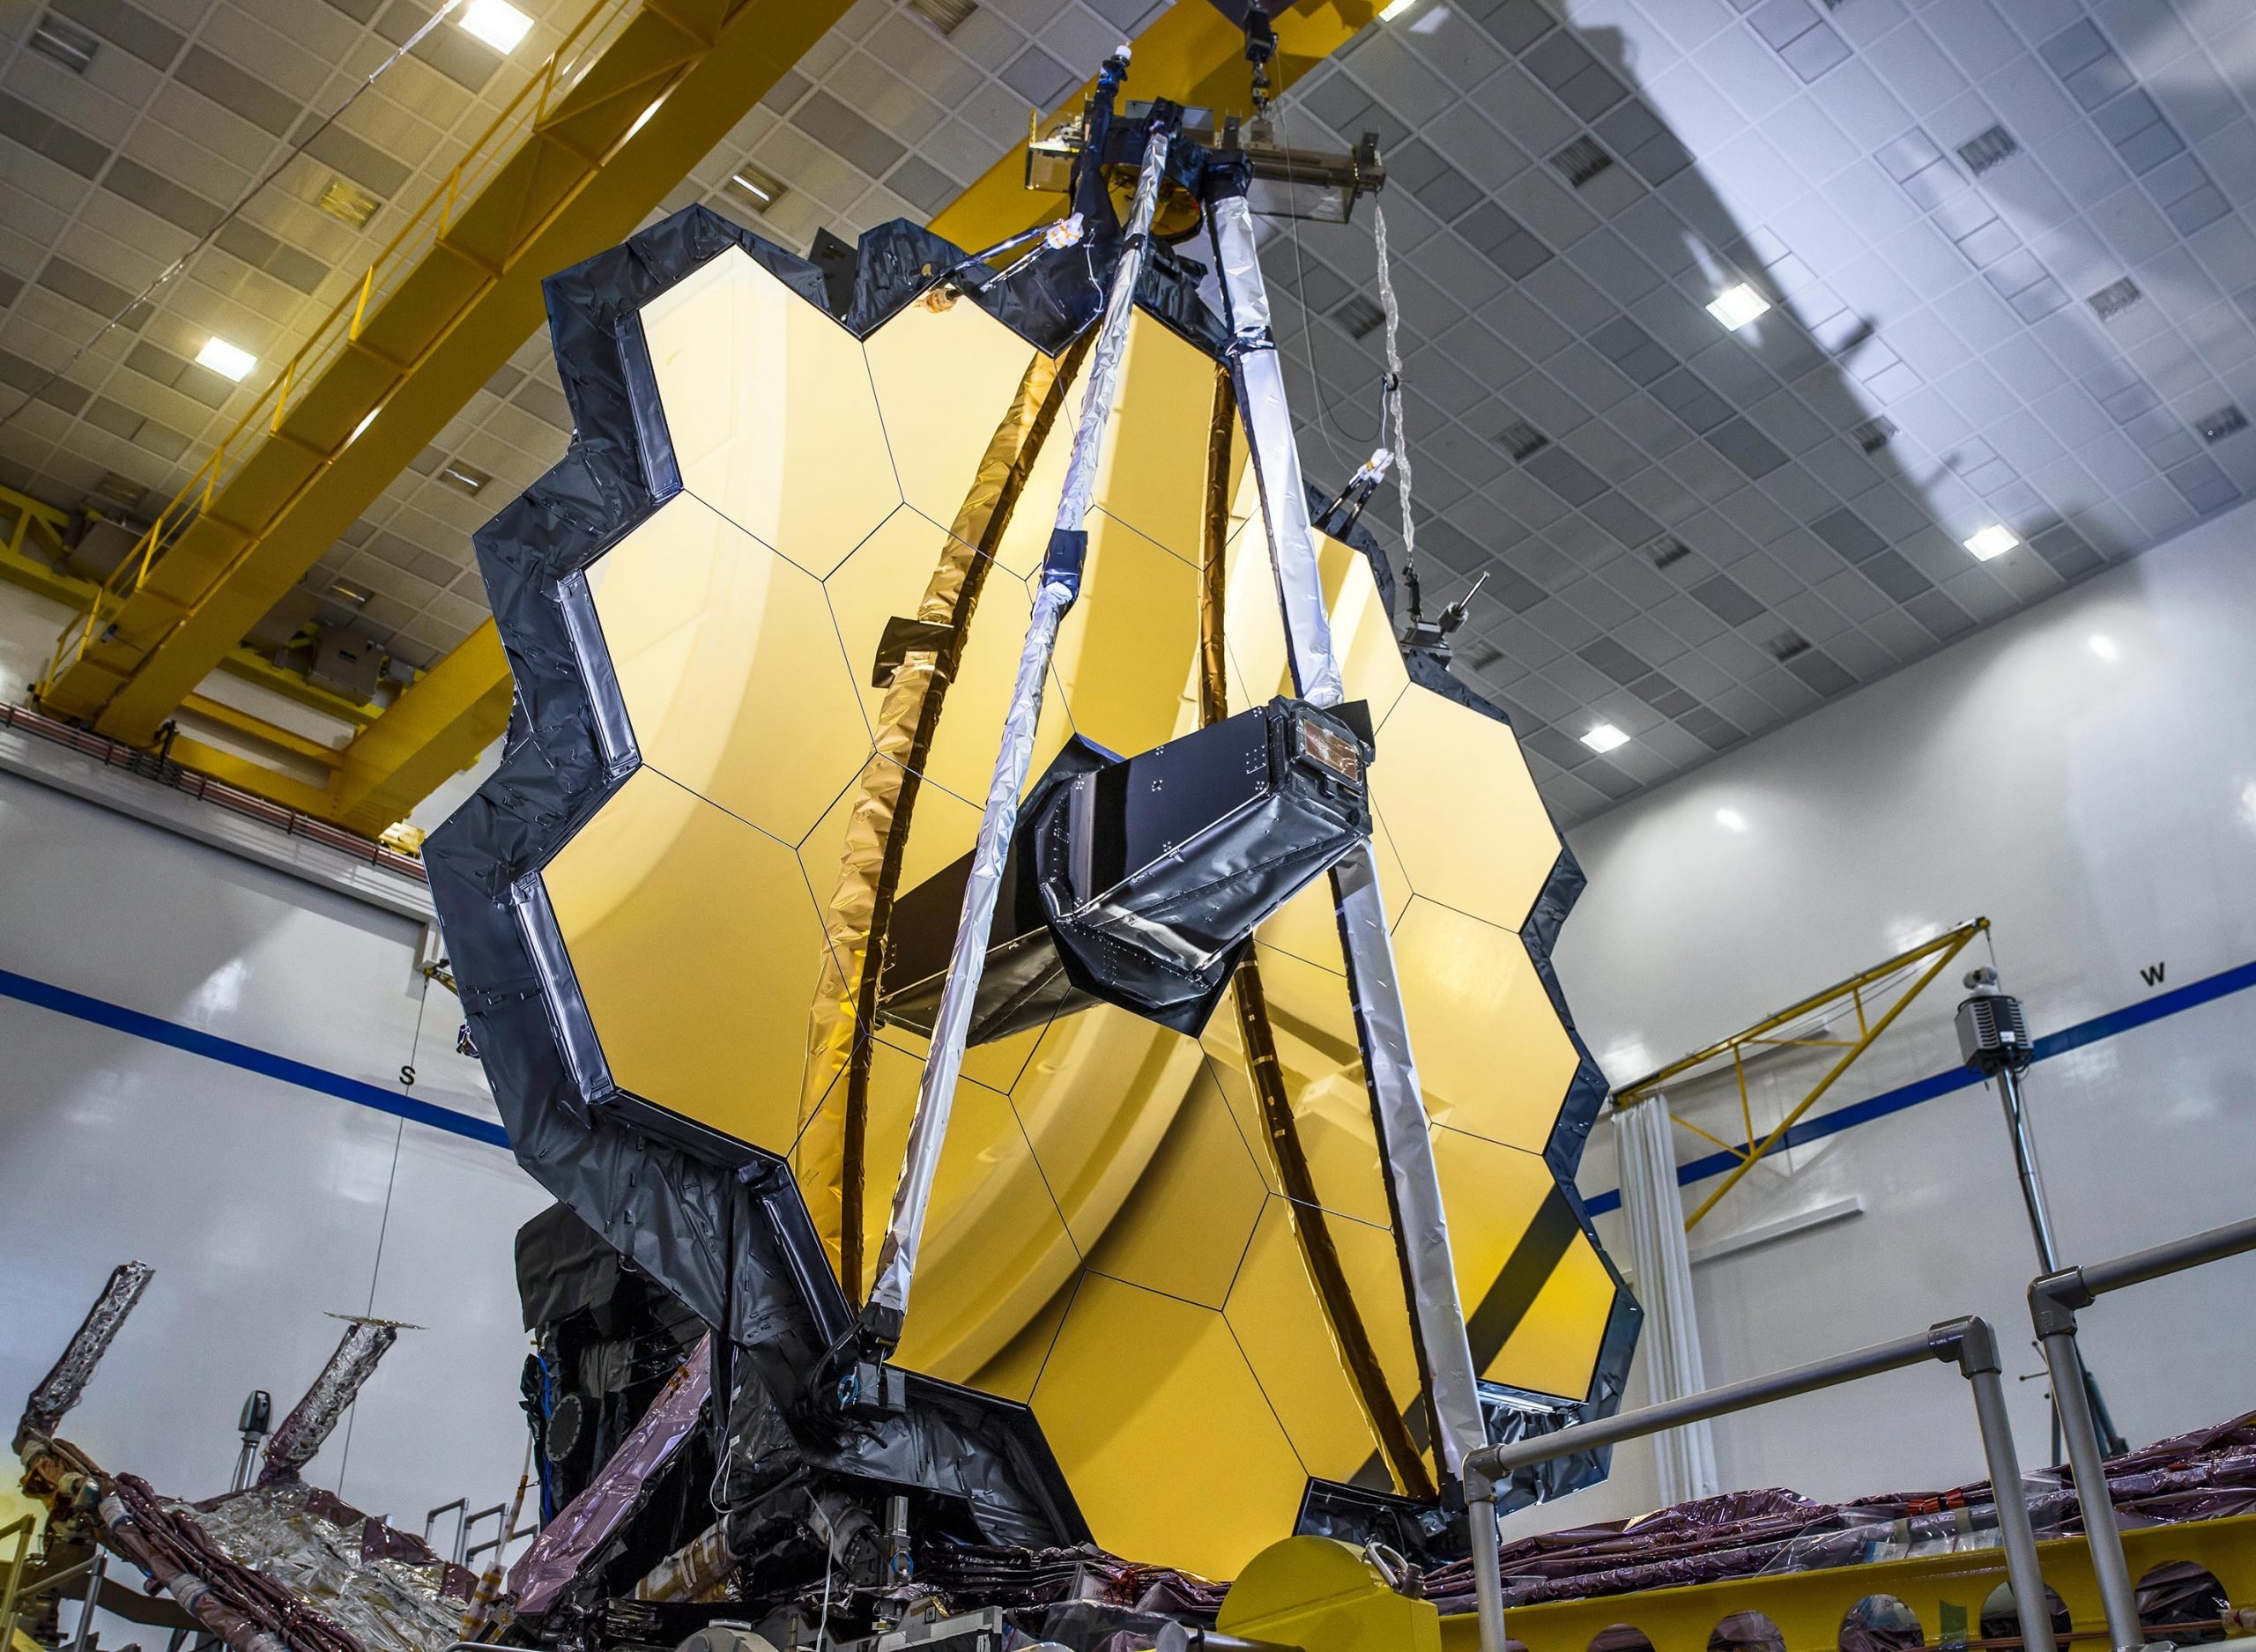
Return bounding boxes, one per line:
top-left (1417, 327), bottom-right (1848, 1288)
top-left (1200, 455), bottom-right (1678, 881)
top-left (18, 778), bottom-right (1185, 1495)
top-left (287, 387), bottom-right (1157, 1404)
top-left (38, 0), bottom-right (656, 695)
top-left (2031, 1211), bottom-right (2256, 1652)
top-left (1459, 1315), bottom-right (2054, 1652)
top-left (1, 1514), bottom-right (38, 1645)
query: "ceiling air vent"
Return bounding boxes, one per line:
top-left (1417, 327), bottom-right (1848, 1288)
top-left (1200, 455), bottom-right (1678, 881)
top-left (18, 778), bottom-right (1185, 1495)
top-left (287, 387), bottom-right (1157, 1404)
top-left (1552, 136), bottom-right (1614, 189)
top-left (1460, 640), bottom-right (1503, 671)
top-left (1851, 415), bottom-right (1898, 454)
top-left (92, 472), bottom-right (147, 511)
top-left (2199, 404), bottom-right (2248, 443)
top-left (2088, 278), bottom-right (2142, 321)
top-left (1333, 293), bottom-right (1386, 340)
top-left (1765, 630), bottom-right (1812, 663)
top-left (318, 177), bottom-right (380, 228)
top-left (1646, 534), bottom-right (1692, 569)
top-left (1956, 125), bottom-right (2019, 176)
top-left (908, 0), bottom-right (977, 34)
top-left (437, 460), bottom-right (493, 498)
top-left (1497, 419), bottom-right (1548, 461)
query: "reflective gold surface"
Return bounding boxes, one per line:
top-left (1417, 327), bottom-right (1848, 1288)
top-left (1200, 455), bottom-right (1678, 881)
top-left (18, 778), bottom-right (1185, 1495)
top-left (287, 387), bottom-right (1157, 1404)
top-left (533, 248), bottom-right (1626, 1578)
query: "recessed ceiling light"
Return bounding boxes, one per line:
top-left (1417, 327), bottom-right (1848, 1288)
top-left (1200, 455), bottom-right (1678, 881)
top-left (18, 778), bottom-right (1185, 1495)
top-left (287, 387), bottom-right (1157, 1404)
top-left (1963, 523), bottom-right (2019, 560)
top-left (2088, 633), bottom-right (2119, 662)
top-left (1378, 0), bottom-right (1420, 19)
top-left (29, 14), bottom-right (100, 73)
top-left (1715, 807), bottom-right (1748, 832)
top-left (1706, 282), bottom-right (1770, 331)
top-left (1580, 722), bottom-right (1629, 754)
top-left (725, 163), bottom-right (787, 213)
top-left (460, 0), bottom-right (533, 54)
top-left (196, 337), bottom-right (256, 382)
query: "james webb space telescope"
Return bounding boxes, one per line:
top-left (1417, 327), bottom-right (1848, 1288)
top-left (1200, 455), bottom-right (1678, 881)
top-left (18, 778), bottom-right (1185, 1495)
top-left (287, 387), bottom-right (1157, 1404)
top-left (428, 11), bottom-right (1635, 1612)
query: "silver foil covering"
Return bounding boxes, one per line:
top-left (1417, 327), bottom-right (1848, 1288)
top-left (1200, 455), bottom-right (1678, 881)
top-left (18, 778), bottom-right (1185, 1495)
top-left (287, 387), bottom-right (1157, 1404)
top-left (259, 1320), bottom-right (401, 1485)
top-left (19, 1259), bottom-right (153, 1441)
top-left (865, 576), bottom-right (1072, 1322)
top-left (1212, 187), bottom-right (1486, 1480)
top-left (182, 1484), bottom-right (465, 1652)
top-left (1332, 843), bottom-right (1487, 1478)
top-left (1208, 193), bottom-right (1347, 709)
top-left (1051, 127), bottom-right (1172, 537)
top-left (867, 123), bottom-right (1176, 1331)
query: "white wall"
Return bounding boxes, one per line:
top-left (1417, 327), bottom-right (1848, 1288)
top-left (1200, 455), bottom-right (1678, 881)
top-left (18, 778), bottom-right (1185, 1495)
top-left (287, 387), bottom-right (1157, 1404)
top-left (1530, 495), bottom-right (2256, 1530)
top-left (0, 762), bottom-right (547, 1534)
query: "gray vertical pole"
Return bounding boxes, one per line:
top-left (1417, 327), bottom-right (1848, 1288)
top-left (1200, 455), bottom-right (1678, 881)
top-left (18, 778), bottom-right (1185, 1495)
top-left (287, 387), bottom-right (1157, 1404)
top-left (1963, 1359), bottom-right (2057, 1652)
top-left (1994, 1065), bottom-right (2062, 1274)
top-left (2036, 1316), bottom-right (2143, 1649)
top-left (1465, 1490), bottom-right (1507, 1652)
top-left (68, 1555), bottom-right (105, 1652)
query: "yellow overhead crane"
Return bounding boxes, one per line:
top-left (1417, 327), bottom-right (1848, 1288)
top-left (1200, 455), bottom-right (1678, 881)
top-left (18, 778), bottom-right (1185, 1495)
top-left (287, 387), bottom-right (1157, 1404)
top-left (26, 0), bottom-right (1383, 842)
top-left (32, 0), bottom-right (861, 827)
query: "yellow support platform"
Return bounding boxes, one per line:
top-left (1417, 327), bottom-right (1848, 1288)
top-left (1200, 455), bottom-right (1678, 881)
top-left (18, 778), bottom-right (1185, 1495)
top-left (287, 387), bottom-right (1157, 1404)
top-left (37, 0), bottom-right (857, 747)
top-left (1436, 1515), bottom-right (2256, 1652)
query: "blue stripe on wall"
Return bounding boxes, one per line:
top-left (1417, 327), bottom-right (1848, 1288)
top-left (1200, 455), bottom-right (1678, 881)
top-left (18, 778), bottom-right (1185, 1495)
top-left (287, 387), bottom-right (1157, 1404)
top-left (0, 965), bottom-right (511, 1150)
top-left (3, 952), bottom-right (2251, 1182)
top-left (1580, 956), bottom-right (2256, 1219)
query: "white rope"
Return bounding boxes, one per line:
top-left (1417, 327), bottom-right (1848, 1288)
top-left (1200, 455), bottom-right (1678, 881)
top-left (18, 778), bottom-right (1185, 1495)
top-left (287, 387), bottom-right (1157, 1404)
top-left (1371, 201), bottom-right (1417, 574)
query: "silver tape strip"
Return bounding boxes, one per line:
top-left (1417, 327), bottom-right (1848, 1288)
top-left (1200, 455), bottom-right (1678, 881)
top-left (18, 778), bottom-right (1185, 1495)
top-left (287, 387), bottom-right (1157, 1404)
top-left (865, 576), bottom-right (1069, 1321)
top-left (1212, 187), bottom-right (1486, 1480)
top-left (1053, 127), bottom-right (1172, 535)
top-left (1208, 193), bottom-right (1347, 709)
top-left (1332, 841), bottom-right (1488, 1477)
top-left (867, 125), bottom-right (1175, 1331)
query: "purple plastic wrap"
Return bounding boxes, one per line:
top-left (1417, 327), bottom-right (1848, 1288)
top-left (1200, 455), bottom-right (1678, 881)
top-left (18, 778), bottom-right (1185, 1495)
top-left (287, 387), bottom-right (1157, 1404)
top-left (1421, 1411), bottom-right (2256, 1615)
top-left (509, 1335), bottom-right (710, 1616)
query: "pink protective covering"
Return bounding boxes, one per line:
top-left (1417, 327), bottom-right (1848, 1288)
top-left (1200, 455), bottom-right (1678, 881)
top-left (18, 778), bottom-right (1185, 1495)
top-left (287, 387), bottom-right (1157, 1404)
top-left (508, 1336), bottom-right (710, 1615)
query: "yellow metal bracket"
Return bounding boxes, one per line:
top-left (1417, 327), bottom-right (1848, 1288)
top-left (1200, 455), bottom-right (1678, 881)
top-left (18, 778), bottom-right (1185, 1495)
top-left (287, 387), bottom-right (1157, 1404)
top-left (1614, 919), bottom-right (1989, 1230)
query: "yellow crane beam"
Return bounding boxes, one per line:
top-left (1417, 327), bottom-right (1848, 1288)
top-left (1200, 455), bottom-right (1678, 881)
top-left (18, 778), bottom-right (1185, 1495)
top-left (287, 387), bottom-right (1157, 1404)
top-left (37, 0), bottom-right (857, 747)
top-left (30, 0), bottom-right (1379, 842)
top-left (320, 0), bottom-right (1384, 838)
top-left (329, 617), bottom-right (513, 836)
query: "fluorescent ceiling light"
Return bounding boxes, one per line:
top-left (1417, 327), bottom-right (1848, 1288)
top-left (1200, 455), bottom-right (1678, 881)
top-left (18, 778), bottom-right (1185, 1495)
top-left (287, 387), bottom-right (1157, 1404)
top-left (1580, 722), bottom-right (1629, 754)
top-left (1964, 523), bottom-right (2019, 560)
top-left (2089, 633), bottom-right (2119, 662)
top-left (1378, 0), bottom-right (1419, 19)
top-left (1706, 282), bottom-right (1770, 330)
top-left (1715, 807), bottom-right (1748, 832)
top-left (460, 0), bottom-right (533, 54)
top-left (196, 337), bottom-right (256, 382)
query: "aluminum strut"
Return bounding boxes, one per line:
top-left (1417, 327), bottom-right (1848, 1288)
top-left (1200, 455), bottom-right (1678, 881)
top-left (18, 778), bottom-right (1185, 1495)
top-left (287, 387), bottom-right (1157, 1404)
top-left (1206, 174), bottom-right (1487, 1482)
top-left (861, 86), bottom-right (1175, 1347)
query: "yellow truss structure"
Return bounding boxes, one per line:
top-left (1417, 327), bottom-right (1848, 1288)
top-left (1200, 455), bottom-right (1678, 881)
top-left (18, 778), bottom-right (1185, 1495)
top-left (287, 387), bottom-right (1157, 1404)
top-left (1614, 920), bottom-right (1989, 1230)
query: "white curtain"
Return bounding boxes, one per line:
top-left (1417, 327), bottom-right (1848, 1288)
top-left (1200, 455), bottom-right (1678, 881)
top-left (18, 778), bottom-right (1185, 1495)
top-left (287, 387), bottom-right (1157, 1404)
top-left (1616, 1092), bottom-right (1720, 1505)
